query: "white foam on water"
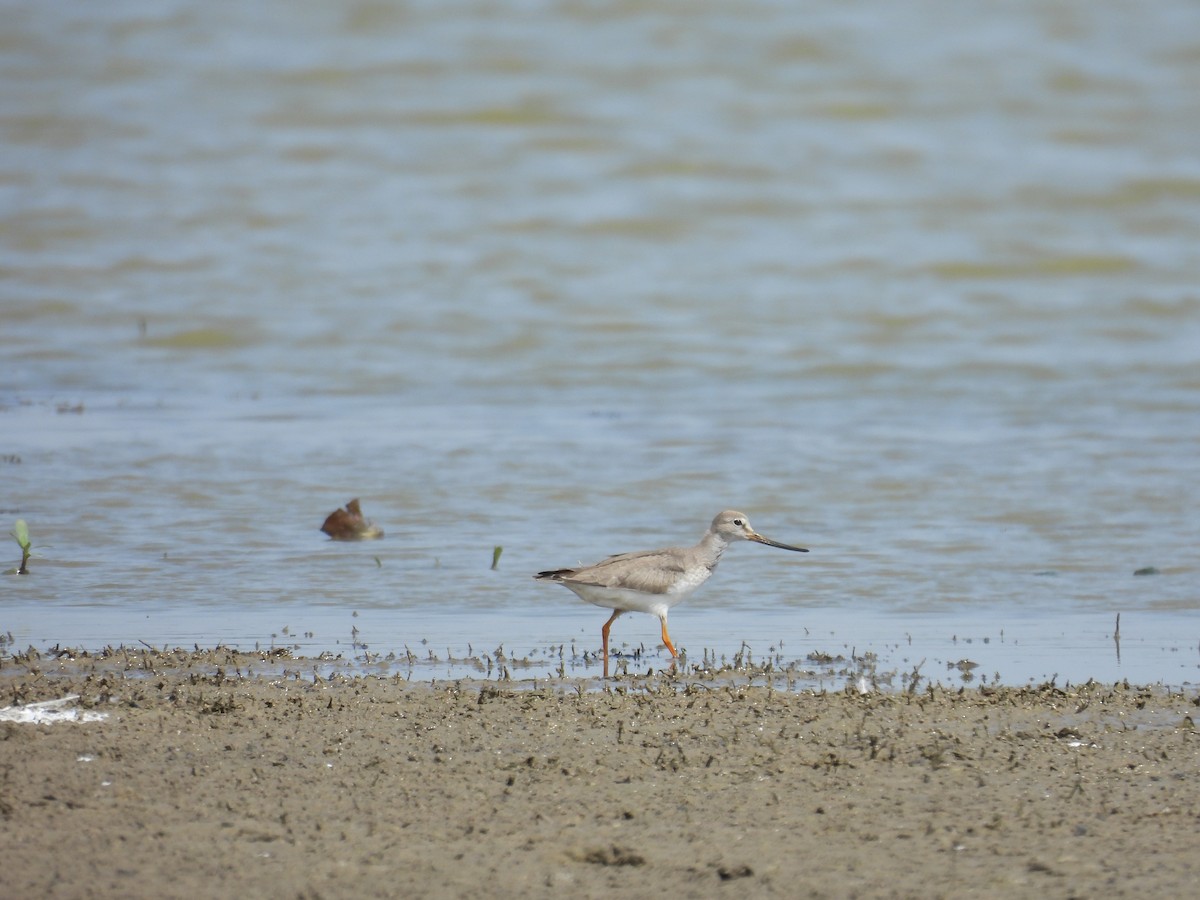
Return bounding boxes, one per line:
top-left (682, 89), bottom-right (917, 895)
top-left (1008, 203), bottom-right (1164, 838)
top-left (0, 695), bottom-right (109, 725)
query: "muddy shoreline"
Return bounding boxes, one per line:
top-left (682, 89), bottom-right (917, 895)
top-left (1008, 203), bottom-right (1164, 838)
top-left (2, 648), bottom-right (1198, 898)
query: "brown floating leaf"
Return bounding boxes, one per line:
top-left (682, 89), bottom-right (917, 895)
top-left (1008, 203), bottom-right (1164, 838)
top-left (320, 498), bottom-right (384, 541)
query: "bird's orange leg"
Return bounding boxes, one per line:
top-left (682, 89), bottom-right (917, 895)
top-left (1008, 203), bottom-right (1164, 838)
top-left (601, 610), bottom-right (622, 678)
top-left (659, 614), bottom-right (678, 671)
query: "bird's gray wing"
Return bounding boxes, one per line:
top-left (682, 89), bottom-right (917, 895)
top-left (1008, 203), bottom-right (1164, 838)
top-left (560, 547), bottom-right (686, 594)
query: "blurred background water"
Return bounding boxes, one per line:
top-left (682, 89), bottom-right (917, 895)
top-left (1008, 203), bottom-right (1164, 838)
top-left (3, 0), bottom-right (1198, 688)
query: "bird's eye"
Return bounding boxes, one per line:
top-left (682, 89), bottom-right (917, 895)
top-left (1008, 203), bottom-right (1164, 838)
top-left (733, 519), bottom-right (744, 526)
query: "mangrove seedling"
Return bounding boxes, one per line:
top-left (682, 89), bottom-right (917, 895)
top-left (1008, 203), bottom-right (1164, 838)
top-left (11, 519), bottom-right (31, 575)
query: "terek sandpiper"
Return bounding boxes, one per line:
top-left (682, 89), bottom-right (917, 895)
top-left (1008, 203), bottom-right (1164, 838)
top-left (535, 510), bottom-right (807, 677)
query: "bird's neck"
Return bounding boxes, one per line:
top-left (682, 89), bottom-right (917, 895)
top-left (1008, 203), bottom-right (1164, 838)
top-left (697, 532), bottom-right (729, 570)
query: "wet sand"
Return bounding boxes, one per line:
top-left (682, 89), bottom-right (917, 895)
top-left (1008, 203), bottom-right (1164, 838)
top-left (2, 647), bottom-right (1198, 899)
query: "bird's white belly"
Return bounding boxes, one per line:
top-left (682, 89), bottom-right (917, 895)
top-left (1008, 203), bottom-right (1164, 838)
top-left (563, 566), bottom-right (712, 616)
top-left (563, 583), bottom-right (688, 616)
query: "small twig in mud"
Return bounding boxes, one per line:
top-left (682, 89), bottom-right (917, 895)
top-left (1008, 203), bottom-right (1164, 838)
top-left (905, 659), bottom-right (926, 695)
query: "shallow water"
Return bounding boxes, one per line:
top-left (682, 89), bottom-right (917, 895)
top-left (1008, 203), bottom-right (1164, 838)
top-left (3, 1), bottom-right (1199, 688)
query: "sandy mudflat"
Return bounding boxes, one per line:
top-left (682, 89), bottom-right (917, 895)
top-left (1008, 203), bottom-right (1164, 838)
top-left (1, 648), bottom-right (1198, 899)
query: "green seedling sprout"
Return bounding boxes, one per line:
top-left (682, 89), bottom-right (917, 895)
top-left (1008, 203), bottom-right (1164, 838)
top-left (11, 519), bottom-right (31, 575)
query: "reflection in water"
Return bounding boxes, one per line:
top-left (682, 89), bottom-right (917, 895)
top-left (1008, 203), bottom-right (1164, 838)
top-left (1114, 613), bottom-right (1121, 666)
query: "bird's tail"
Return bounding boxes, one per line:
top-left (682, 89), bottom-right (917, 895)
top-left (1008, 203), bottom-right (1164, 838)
top-left (533, 569), bottom-right (574, 581)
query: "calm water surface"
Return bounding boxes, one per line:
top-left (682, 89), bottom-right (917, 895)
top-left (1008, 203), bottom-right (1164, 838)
top-left (3, 1), bottom-right (1199, 688)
